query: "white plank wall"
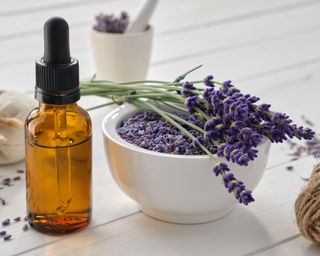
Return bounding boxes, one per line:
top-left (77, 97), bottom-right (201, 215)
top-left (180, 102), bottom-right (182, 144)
top-left (0, 0), bottom-right (320, 255)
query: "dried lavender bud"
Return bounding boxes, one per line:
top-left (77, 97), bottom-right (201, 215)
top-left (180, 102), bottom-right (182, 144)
top-left (174, 76), bottom-right (183, 83)
top-left (301, 177), bottom-right (309, 182)
top-left (3, 235), bottom-right (11, 241)
top-left (14, 217), bottom-right (21, 222)
top-left (2, 178), bottom-right (11, 186)
top-left (301, 115), bottom-right (314, 127)
top-left (2, 219), bottom-right (10, 226)
top-left (13, 176), bottom-right (21, 181)
top-left (23, 224), bottom-right (29, 231)
top-left (0, 197), bottom-right (5, 205)
top-left (0, 231), bottom-right (6, 236)
top-left (203, 75), bottom-right (214, 87)
top-left (24, 216), bottom-right (28, 221)
top-left (286, 166), bottom-right (294, 171)
top-left (181, 82), bottom-right (196, 97)
top-left (16, 169), bottom-right (24, 173)
top-left (185, 95), bottom-right (201, 114)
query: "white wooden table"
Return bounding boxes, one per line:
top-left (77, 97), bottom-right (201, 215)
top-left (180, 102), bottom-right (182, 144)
top-left (1, 0), bottom-right (320, 255)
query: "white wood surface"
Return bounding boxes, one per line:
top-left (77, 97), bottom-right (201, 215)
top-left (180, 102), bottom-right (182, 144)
top-left (1, 0), bottom-right (320, 255)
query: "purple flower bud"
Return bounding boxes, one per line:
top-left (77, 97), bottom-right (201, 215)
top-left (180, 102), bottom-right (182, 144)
top-left (193, 136), bottom-right (204, 149)
top-left (204, 75), bottom-right (214, 87)
top-left (239, 190), bottom-right (255, 205)
top-left (185, 96), bottom-right (199, 114)
top-left (212, 163), bottom-right (230, 176)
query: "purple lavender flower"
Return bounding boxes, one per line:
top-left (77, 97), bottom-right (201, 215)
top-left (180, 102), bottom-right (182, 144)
top-left (213, 163), bottom-right (230, 176)
top-left (203, 87), bottom-right (215, 102)
top-left (121, 11), bottom-right (129, 19)
top-left (174, 76), bottom-right (183, 83)
top-left (204, 75), bottom-right (214, 87)
top-left (213, 163), bottom-right (255, 205)
top-left (238, 128), bottom-right (263, 147)
top-left (181, 81), bottom-right (196, 97)
top-left (222, 172), bottom-right (254, 204)
top-left (193, 136), bottom-right (204, 149)
top-left (185, 95), bottom-right (199, 114)
top-left (239, 190), bottom-right (255, 205)
top-left (204, 118), bottom-right (223, 131)
top-left (292, 125), bottom-right (314, 140)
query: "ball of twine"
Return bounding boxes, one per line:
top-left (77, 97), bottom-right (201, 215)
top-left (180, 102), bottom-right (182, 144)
top-left (295, 163), bottom-right (320, 244)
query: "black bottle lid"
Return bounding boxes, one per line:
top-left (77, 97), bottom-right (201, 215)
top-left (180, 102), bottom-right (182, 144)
top-left (35, 17), bottom-right (80, 104)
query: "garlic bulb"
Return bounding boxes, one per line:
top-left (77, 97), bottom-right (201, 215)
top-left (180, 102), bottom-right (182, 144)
top-left (0, 90), bottom-right (37, 165)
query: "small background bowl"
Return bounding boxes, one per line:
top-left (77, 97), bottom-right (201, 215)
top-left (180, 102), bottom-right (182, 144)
top-left (90, 26), bottom-right (153, 82)
top-left (102, 103), bottom-right (271, 224)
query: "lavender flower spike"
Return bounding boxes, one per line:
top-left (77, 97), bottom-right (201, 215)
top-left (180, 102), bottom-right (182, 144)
top-left (213, 163), bottom-right (230, 176)
top-left (222, 172), bottom-right (255, 205)
top-left (213, 162), bottom-right (255, 205)
top-left (181, 82), bottom-right (196, 97)
top-left (204, 75), bottom-right (214, 87)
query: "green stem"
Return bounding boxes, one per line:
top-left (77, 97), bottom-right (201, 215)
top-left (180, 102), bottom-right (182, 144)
top-left (174, 64), bottom-right (203, 82)
top-left (194, 106), bottom-right (211, 120)
top-left (82, 83), bottom-right (185, 101)
top-left (85, 101), bottom-right (116, 111)
top-left (165, 112), bottom-right (206, 134)
top-left (159, 101), bottom-right (189, 113)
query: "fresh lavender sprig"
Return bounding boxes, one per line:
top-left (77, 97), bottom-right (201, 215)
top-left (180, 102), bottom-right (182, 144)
top-left (94, 11), bottom-right (129, 34)
top-left (80, 66), bottom-right (315, 205)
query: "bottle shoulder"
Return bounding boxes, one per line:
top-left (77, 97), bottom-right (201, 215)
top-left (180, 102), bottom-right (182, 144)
top-left (25, 104), bottom-right (91, 147)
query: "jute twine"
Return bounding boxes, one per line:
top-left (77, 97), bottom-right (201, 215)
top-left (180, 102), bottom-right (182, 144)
top-left (295, 163), bottom-right (320, 244)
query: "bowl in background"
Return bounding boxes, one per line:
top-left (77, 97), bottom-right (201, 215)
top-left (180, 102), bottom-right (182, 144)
top-left (90, 26), bottom-right (153, 82)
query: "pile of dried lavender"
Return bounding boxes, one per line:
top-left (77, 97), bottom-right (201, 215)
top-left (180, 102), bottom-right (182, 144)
top-left (117, 111), bottom-right (216, 155)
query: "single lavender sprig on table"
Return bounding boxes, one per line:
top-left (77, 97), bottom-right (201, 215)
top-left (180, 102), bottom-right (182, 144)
top-left (80, 66), bottom-right (314, 205)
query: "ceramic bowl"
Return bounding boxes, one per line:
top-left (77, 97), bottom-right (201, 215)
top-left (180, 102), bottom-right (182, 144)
top-left (102, 104), bottom-right (271, 224)
top-left (90, 26), bottom-right (153, 82)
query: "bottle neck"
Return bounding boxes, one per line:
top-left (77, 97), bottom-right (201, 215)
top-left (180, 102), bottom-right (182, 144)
top-left (35, 86), bottom-right (80, 105)
top-left (39, 102), bottom-right (78, 111)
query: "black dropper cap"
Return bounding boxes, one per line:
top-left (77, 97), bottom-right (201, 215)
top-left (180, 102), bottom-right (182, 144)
top-left (35, 17), bottom-right (80, 104)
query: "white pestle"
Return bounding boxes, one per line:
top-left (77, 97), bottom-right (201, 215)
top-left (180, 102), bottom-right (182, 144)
top-left (126, 0), bottom-right (158, 33)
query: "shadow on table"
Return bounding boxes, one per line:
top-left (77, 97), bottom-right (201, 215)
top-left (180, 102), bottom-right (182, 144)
top-left (130, 206), bottom-right (274, 256)
top-left (303, 243), bottom-right (320, 256)
top-left (25, 206), bottom-right (274, 255)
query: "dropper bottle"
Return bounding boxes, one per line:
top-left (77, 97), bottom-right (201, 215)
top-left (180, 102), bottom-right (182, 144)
top-left (25, 17), bottom-right (92, 234)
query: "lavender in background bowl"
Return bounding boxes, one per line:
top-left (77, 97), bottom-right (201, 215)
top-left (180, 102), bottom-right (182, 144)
top-left (93, 12), bottom-right (129, 34)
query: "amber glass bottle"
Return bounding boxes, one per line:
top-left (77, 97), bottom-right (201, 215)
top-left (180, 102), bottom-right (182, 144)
top-left (25, 17), bottom-right (92, 234)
